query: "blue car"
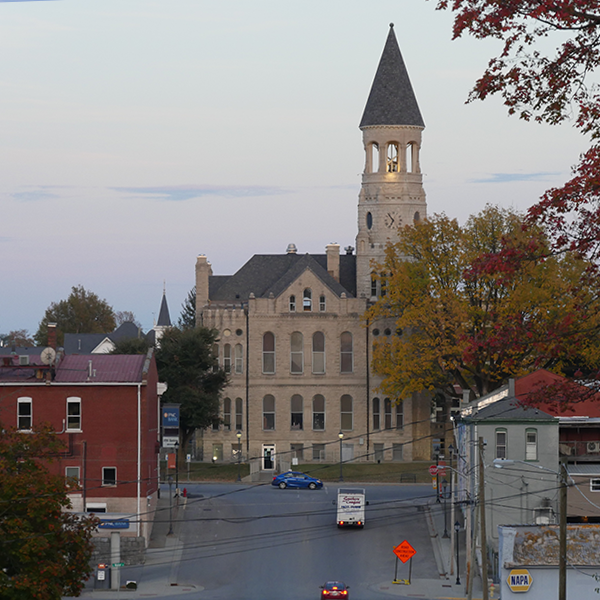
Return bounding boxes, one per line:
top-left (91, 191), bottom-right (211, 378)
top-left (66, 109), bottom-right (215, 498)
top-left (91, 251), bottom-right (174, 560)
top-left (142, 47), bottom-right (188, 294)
top-left (271, 471), bottom-right (323, 490)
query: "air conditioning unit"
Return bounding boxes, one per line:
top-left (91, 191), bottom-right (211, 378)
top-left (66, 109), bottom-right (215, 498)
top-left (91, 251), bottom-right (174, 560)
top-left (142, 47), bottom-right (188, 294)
top-left (587, 442), bottom-right (600, 454)
top-left (18, 355), bottom-right (29, 366)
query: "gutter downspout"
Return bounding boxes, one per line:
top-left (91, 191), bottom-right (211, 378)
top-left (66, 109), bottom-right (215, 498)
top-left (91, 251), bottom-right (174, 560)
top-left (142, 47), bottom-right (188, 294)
top-left (245, 303), bottom-right (250, 456)
top-left (366, 321), bottom-right (370, 459)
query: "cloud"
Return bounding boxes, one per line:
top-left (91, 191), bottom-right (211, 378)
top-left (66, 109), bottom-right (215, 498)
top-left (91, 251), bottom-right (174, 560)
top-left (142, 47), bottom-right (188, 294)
top-left (470, 172), bottom-right (559, 184)
top-left (112, 184), bottom-right (291, 202)
top-left (12, 190), bottom-right (59, 202)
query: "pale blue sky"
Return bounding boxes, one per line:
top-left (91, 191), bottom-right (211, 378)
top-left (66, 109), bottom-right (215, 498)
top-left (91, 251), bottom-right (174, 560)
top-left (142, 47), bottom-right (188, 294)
top-left (1, 0), bottom-right (586, 337)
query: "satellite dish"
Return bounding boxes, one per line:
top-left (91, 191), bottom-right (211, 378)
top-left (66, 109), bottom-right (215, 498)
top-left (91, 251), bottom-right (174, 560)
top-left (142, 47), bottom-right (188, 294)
top-left (40, 347), bottom-right (56, 365)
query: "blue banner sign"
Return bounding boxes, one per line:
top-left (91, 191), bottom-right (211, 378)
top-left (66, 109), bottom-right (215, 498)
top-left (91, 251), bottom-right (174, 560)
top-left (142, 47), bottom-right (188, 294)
top-left (98, 519), bottom-right (130, 530)
top-left (162, 406), bottom-right (180, 427)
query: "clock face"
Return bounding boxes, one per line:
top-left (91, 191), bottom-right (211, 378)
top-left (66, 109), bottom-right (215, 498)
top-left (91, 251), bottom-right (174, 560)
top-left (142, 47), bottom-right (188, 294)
top-left (384, 211), bottom-right (402, 229)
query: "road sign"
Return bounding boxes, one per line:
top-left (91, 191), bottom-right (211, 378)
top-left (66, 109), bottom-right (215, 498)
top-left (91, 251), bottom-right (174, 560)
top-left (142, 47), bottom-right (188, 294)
top-left (507, 569), bottom-right (533, 592)
top-left (437, 460), bottom-right (447, 477)
top-left (393, 540), bottom-right (417, 563)
top-left (429, 465), bottom-right (438, 476)
top-left (112, 562), bottom-right (125, 568)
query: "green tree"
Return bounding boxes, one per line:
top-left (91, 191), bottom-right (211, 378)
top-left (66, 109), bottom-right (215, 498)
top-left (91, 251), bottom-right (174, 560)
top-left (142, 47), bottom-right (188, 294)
top-left (177, 287), bottom-right (196, 330)
top-left (34, 285), bottom-right (116, 346)
top-left (368, 205), bottom-right (600, 401)
top-left (110, 337), bottom-right (151, 355)
top-left (156, 326), bottom-right (227, 457)
top-left (0, 423), bottom-right (97, 599)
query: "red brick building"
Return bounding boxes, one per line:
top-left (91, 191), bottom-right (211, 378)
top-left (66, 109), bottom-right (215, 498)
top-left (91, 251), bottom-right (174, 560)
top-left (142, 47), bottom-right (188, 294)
top-left (0, 350), bottom-right (160, 544)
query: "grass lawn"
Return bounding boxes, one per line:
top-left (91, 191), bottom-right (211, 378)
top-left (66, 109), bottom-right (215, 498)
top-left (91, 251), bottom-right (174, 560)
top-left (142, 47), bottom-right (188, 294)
top-left (166, 460), bottom-right (433, 484)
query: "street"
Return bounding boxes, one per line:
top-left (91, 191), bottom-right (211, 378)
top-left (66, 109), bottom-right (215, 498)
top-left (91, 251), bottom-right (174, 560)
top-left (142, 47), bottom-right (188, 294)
top-left (138, 482), bottom-right (437, 599)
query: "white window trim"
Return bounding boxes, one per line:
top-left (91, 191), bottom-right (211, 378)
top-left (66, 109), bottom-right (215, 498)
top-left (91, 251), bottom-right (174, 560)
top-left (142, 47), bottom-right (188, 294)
top-left (17, 397), bottom-right (33, 431)
top-left (590, 478), bottom-right (600, 492)
top-left (66, 397), bottom-right (82, 431)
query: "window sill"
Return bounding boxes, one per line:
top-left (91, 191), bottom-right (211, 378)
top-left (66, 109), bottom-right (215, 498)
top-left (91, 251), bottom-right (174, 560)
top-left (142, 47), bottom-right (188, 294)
top-left (66, 429), bottom-right (83, 433)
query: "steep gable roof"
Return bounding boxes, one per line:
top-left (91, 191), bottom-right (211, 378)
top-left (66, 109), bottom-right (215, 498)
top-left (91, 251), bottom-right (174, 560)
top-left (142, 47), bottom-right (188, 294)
top-left (360, 24), bottom-right (425, 128)
top-left (156, 293), bottom-right (171, 327)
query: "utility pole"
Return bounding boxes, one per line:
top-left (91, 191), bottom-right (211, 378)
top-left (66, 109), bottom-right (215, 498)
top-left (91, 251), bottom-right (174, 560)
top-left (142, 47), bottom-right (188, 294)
top-left (559, 458), bottom-right (567, 600)
top-left (478, 437), bottom-right (489, 600)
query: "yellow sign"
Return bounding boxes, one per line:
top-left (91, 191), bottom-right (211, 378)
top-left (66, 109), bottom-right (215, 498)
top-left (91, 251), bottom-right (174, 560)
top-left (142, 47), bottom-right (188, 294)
top-left (507, 569), bottom-right (533, 592)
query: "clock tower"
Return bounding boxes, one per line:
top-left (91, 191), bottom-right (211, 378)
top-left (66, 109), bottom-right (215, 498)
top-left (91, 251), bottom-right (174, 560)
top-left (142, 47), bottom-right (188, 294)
top-left (355, 24), bottom-right (427, 299)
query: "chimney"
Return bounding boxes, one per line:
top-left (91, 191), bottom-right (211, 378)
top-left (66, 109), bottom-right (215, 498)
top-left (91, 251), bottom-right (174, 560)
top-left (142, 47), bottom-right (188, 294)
top-left (195, 255), bottom-right (213, 323)
top-left (326, 243), bottom-right (340, 282)
top-left (47, 322), bottom-right (57, 349)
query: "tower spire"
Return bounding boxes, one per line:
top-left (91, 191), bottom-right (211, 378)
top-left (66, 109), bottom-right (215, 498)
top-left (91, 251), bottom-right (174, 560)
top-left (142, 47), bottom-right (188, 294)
top-left (360, 23), bottom-right (424, 129)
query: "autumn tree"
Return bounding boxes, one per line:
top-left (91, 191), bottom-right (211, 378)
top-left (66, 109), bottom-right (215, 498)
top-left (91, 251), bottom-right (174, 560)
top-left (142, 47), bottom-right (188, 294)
top-left (155, 326), bottom-right (227, 457)
top-left (34, 285), bottom-right (116, 346)
top-left (0, 329), bottom-right (35, 347)
top-left (368, 205), bottom-right (600, 402)
top-left (0, 424), bottom-right (97, 599)
top-left (177, 286), bottom-right (196, 330)
top-left (114, 310), bottom-right (142, 328)
top-left (437, 0), bottom-right (600, 263)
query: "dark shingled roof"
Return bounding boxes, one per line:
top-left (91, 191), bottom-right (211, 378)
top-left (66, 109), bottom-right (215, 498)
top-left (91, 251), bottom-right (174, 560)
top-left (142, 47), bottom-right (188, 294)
top-left (360, 24), bottom-right (424, 129)
top-left (157, 293), bottom-right (171, 327)
top-left (55, 354), bottom-right (147, 383)
top-left (63, 322), bottom-right (145, 354)
top-left (469, 396), bottom-right (556, 422)
top-left (209, 253), bottom-right (357, 302)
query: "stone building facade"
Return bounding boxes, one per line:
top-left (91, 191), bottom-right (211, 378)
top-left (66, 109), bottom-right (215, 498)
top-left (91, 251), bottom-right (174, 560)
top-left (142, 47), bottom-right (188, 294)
top-left (195, 25), bottom-right (432, 470)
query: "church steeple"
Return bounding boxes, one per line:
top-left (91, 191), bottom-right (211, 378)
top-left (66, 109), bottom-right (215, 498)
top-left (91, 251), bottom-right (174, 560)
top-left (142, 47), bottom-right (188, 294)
top-left (355, 24), bottom-right (427, 300)
top-left (360, 24), bottom-right (424, 129)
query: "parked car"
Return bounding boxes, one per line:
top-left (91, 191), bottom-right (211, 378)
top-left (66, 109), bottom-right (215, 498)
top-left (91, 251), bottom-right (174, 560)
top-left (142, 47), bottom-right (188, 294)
top-left (320, 581), bottom-right (349, 599)
top-left (271, 471), bottom-right (323, 490)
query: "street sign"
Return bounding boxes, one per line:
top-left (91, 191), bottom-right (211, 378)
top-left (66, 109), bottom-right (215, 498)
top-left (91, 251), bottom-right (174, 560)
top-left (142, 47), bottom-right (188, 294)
top-left (507, 569), bottom-right (533, 592)
top-left (437, 460), bottom-right (447, 477)
top-left (429, 465), bottom-right (438, 476)
top-left (98, 519), bottom-right (130, 530)
top-left (112, 562), bottom-right (125, 568)
top-left (393, 540), bottom-right (417, 563)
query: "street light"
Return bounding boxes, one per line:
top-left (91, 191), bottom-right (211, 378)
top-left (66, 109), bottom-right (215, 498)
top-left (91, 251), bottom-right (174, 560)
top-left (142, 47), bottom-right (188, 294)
top-left (174, 441), bottom-right (180, 502)
top-left (236, 430), bottom-right (242, 482)
top-left (454, 521), bottom-right (461, 585)
top-left (338, 431), bottom-right (344, 482)
top-left (493, 457), bottom-right (568, 600)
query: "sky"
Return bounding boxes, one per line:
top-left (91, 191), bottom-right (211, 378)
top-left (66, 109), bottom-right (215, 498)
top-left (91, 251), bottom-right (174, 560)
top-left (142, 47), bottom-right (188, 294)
top-left (0, 0), bottom-right (588, 338)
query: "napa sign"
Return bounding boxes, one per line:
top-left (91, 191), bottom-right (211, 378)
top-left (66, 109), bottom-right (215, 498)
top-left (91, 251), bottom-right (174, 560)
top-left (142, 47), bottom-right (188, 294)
top-left (507, 569), bottom-right (533, 592)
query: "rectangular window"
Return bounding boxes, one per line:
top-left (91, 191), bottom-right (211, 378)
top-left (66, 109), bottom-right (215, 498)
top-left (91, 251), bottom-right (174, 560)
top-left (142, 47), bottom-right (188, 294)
top-left (291, 395), bottom-right (303, 430)
top-left (319, 295), bottom-right (326, 312)
top-left (396, 402), bottom-right (404, 429)
top-left (263, 395), bottom-right (275, 431)
top-left (340, 395), bottom-right (353, 431)
top-left (291, 443), bottom-right (304, 461)
top-left (392, 444), bottom-right (403, 461)
top-left (223, 344), bottom-right (231, 373)
top-left (373, 398), bottom-right (380, 430)
top-left (312, 444), bottom-right (325, 461)
top-left (235, 344), bottom-right (243, 374)
top-left (65, 466), bottom-right (80, 487)
top-left (17, 398), bottom-right (32, 430)
top-left (223, 398), bottom-right (231, 431)
top-left (590, 479), bottom-right (600, 492)
top-left (340, 332), bottom-right (353, 373)
top-left (374, 443), bottom-right (384, 462)
top-left (102, 467), bottom-right (117, 487)
top-left (525, 429), bottom-right (538, 461)
top-left (212, 443), bottom-right (223, 462)
top-left (67, 398), bottom-right (81, 431)
top-left (496, 430), bottom-right (507, 460)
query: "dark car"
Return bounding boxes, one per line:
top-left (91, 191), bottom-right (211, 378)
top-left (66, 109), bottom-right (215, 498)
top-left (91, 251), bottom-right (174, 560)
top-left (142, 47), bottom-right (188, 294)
top-left (271, 471), bottom-right (323, 490)
top-left (320, 581), bottom-right (349, 599)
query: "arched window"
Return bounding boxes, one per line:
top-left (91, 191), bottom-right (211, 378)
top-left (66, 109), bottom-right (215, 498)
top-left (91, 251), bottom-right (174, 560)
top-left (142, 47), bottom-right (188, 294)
top-left (384, 398), bottom-right (392, 429)
top-left (234, 344), bottom-right (243, 374)
top-left (319, 294), bottom-right (326, 312)
top-left (371, 274), bottom-right (378, 298)
top-left (341, 395), bottom-right (353, 431)
top-left (289, 295), bottom-right (296, 312)
top-left (235, 397), bottom-right (243, 430)
top-left (303, 288), bottom-right (312, 311)
top-left (406, 142), bottom-right (414, 172)
top-left (414, 211), bottom-right (421, 223)
top-left (372, 397), bottom-right (380, 431)
top-left (263, 395), bottom-right (275, 430)
top-left (340, 332), bottom-right (353, 373)
top-left (370, 142), bottom-right (379, 173)
top-left (262, 332), bottom-right (275, 374)
top-left (387, 143), bottom-right (399, 172)
top-left (312, 331), bottom-right (325, 374)
top-left (223, 397), bottom-right (231, 430)
top-left (223, 344), bottom-right (231, 373)
top-left (291, 395), bottom-right (303, 430)
top-left (312, 394), bottom-right (325, 430)
top-left (366, 212), bottom-right (373, 230)
top-left (290, 332), bottom-right (303, 373)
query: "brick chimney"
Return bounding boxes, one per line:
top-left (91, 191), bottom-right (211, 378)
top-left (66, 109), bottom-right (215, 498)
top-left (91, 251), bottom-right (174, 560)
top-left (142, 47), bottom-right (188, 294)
top-left (47, 322), bottom-right (57, 349)
top-left (195, 255), bottom-right (213, 323)
top-left (326, 243), bottom-right (340, 282)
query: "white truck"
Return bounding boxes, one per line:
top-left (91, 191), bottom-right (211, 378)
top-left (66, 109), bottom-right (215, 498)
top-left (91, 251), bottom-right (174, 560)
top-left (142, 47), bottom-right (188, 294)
top-left (336, 488), bottom-right (367, 528)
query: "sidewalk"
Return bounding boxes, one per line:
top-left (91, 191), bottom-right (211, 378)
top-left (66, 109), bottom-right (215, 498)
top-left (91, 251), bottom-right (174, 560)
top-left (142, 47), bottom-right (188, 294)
top-left (371, 499), bottom-right (491, 600)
